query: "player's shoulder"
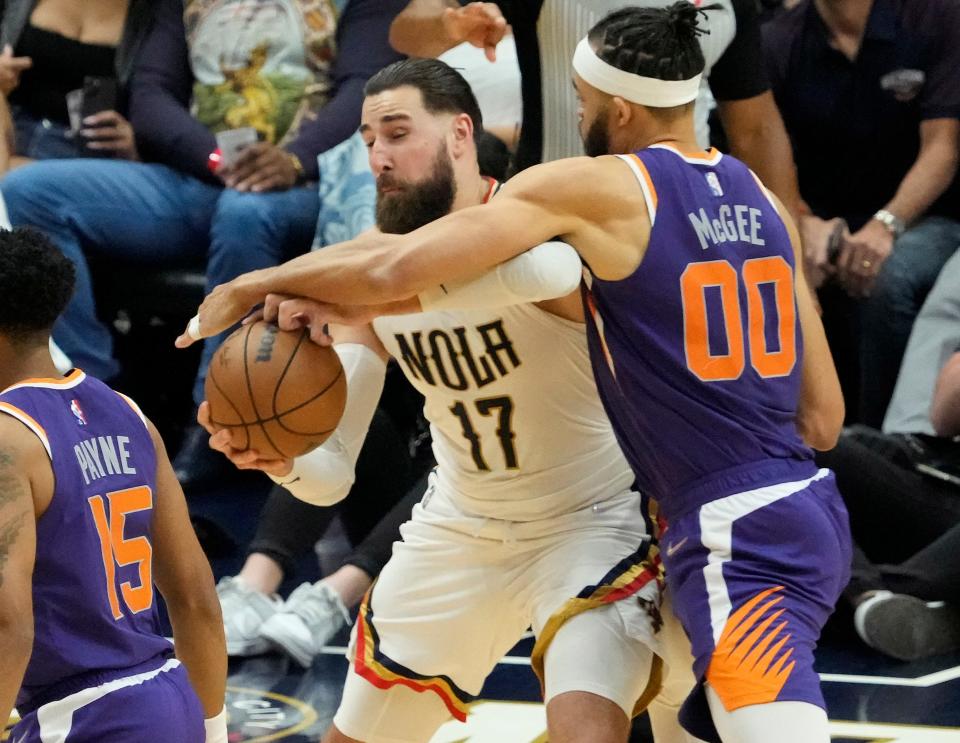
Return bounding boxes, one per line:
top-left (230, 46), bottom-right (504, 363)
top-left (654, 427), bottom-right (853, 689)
top-left (0, 407), bottom-right (51, 468)
top-left (503, 156), bottom-right (642, 207)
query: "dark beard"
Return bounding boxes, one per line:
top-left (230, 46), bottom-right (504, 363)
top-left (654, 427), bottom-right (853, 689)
top-left (582, 112), bottom-right (611, 158)
top-left (376, 146), bottom-right (457, 235)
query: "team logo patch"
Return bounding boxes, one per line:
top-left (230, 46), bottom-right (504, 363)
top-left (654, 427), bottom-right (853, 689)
top-left (70, 399), bottom-right (87, 426)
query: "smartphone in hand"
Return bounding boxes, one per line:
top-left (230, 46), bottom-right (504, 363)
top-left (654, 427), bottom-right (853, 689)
top-left (215, 127), bottom-right (259, 168)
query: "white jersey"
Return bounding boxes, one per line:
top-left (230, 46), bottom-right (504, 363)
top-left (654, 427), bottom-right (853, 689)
top-left (538, 0), bottom-right (736, 160)
top-left (372, 302), bottom-right (635, 521)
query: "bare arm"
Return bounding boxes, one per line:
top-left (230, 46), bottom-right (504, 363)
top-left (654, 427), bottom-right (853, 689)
top-left (389, 0), bottom-right (507, 61)
top-left (931, 351), bottom-right (960, 437)
top-left (881, 118), bottom-right (959, 226)
top-left (718, 92), bottom-right (804, 220)
top-left (773, 194), bottom-right (845, 449)
top-left (147, 420), bottom-right (226, 719)
top-left (181, 156), bottom-right (646, 344)
top-left (0, 418), bottom-right (48, 726)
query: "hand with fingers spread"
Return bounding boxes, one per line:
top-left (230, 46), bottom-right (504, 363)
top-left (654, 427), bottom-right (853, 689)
top-left (218, 142), bottom-right (301, 192)
top-left (0, 44), bottom-right (31, 95)
top-left (198, 401), bottom-right (294, 477)
top-left (81, 110), bottom-right (139, 160)
top-left (836, 218), bottom-right (894, 298)
top-left (442, 2), bottom-right (508, 62)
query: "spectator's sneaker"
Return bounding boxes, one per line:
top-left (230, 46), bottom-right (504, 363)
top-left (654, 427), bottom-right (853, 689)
top-left (259, 582), bottom-right (350, 668)
top-left (854, 590), bottom-right (960, 661)
top-left (217, 576), bottom-right (283, 656)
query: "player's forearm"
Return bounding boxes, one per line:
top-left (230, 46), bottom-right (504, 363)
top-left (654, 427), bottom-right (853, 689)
top-left (168, 601), bottom-right (227, 717)
top-left (883, 133), bottom-right (958, 226)
top-left (236, 234), bottom-right (412, 309)
top-left (0, 616), bottom-right (33, 724)
top-left (389, 0), bottom-right (460, 57)
top-left (272, 343), bottom-right (386, 505)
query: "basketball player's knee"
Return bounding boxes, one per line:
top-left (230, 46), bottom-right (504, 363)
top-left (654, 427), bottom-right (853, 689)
top-left (543, 604), bottom-right (654, 719)
top-left (547, 691), bottom-right (630, 743)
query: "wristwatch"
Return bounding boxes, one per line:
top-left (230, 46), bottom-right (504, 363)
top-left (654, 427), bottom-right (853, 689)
top-left (873, 209), bottom-right (905, 238)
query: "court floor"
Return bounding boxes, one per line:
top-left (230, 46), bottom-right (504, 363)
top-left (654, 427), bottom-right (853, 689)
top-left (216, 629), bottom-right (960, 742)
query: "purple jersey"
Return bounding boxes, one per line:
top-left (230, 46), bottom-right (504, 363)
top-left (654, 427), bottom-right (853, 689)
top-left (0, 371), bottom-right (172, 713)
top-left (583, 146), bottom-right (814, 522)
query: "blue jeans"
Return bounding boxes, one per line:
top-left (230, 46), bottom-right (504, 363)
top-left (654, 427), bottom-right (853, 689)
top-left (860, 216), bottom-right (960, 426)
top-left (11, 106), bottom-right (95, 160)
top-left (1, 159), bottom-right (320, 403)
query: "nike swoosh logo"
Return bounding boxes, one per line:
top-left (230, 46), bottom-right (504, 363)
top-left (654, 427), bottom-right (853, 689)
top-left (666, 537), bottom-right (689, 557)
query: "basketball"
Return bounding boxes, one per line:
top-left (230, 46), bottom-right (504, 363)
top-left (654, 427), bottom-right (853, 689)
top-left (204, 320), bottom-right (347, 459)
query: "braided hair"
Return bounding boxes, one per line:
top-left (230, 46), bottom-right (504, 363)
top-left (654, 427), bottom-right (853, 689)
top-left (587, 2), bottom-right (713, 82)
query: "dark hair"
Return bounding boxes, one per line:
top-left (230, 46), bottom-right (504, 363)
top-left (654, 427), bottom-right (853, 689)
top-left (364, 58), bottom-right (484, 138)
top-left (0, 228), bottom-right (75, 343)
top-left (587, 2), bottom-right (711, 83)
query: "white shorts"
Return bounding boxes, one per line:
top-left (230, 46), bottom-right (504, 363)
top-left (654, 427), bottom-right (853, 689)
top-left (334, 477), bottom-right (672, 742)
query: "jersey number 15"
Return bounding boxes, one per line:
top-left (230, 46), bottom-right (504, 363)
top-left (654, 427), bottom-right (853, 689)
top-left (88, 486), bottom-right (154, 620)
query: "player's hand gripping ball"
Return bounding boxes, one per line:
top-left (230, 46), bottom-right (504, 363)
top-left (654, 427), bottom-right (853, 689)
top-left (204, 321), bottom-right (346, 459)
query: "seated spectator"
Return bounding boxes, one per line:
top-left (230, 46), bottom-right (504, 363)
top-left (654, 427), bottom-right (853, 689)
top-left (0, 0), bottom-right (153, 168)
top-left (221, 473), bottom-right (428, 666)
top-left (817, 258), bottom-right (960, 661)
top-left (438, 34), bottom-right (522, 150)
top-left (1, 0), bottom-right (406, 487)
top-left (391, 0), bottom-right (805, 221)
top-left (216, 408), bottom-right (433, 666)
top-left (764, 0), bottom-right (960, 426)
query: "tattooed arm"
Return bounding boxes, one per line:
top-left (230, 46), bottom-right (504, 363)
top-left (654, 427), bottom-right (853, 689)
top-left (0, 415), bottom-right (52, 727)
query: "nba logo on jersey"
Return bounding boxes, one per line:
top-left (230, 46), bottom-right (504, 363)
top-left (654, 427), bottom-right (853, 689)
top-left (705, 172), bottom-right (723, 197)
top-left (70, 399), bottom-right (87, 426)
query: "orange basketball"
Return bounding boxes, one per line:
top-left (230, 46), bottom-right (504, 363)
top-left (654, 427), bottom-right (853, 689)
top-left (204, 321), bottom-right (346, 459)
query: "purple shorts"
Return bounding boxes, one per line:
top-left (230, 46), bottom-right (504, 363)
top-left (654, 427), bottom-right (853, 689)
top-left (13, 660), bottom-right (204, 742)
top-left (661, 468), bottom-right (851, 742)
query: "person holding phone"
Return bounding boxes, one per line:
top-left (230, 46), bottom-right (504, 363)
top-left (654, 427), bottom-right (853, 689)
top-left (1, 0), bottom-right (408, 491)
top-left (0, 0), bottom-right (154, 169)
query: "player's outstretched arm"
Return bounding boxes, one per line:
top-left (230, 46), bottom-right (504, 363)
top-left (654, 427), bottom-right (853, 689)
top-left (179, 157), bottom-right (645, 345)
top-left (775, 195), bottom-right (845, 449)
top-left (0, 417), bottom-right (46, 728)
top-left (147, 420), bottom-right (227, 733)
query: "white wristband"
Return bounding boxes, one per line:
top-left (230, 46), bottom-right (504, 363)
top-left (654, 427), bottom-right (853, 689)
top-left (419, 241), bottom-right (582, 312)
top-left (269, 343), bottom-right (386, 505)
top-left (204, 707), bottom-right (228, 743)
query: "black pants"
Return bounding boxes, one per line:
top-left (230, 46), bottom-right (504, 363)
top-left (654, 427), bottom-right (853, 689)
top-left (816, 430), bottom-right (960, 604)
top-left (247, 407), bottom-right (429, 578)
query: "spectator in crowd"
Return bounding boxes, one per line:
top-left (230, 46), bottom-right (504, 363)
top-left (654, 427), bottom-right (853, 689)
top-left (0, 0), bottom-right (407, 487)
top-left (764, 0), bottom-right (960, 426)
top-left (211, 372), bottom-right (431, 659)
top-left (222, 473), bottom-right (428, 667)
top-left (0, 0), bottom-right (154, 167)
top-left (817, 254), bottom-right (960, 661)
top-left (390, 0), bottom-right (805, 222)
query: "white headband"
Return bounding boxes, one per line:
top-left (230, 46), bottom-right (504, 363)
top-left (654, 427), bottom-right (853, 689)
top-left (572, 37), bottom-right (702, 107)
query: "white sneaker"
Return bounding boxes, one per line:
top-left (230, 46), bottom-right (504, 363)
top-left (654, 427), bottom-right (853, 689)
top-left (217, 576), bottom-right (283, 656)
top-left (259, 582), bottom-right (350, 668)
